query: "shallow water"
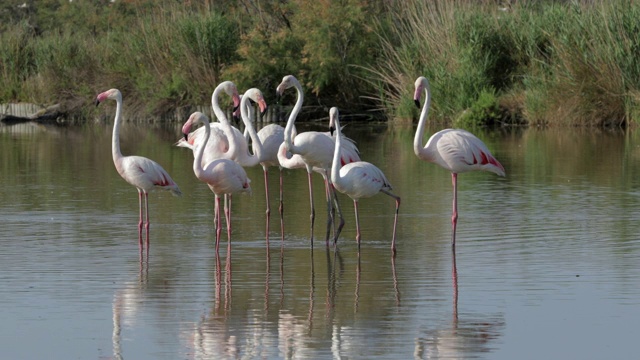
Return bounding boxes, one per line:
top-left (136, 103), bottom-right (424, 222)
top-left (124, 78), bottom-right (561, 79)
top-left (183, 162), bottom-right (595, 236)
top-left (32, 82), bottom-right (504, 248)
top-left (1, 120), bottom-right (639, 359)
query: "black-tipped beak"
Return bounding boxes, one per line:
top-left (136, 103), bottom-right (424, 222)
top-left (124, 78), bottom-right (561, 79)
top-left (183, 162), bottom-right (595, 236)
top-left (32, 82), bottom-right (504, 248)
top-left (414, 99), bottom-right (421, 109)
top-left (261, 105), bottom-right (268, 117)
top-left (183, 133), bottom-right (189, 141)
top-left (329, 126), bottom-right (336, 136)
top-left (95, 99), bottom-right (100, 107)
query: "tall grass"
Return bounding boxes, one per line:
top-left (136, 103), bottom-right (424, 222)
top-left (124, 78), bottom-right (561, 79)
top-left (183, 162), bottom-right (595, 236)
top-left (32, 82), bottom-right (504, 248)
top-left (3, 0), bottom-right (640, 126)
top-left (371, 0), bottom-right (640, 127)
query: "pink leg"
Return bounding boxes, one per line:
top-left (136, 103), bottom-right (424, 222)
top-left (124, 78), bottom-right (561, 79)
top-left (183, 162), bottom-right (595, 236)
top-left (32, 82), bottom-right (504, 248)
top-left (279, 167), bottom-right (285, 242)
top-left (307, 171), bottom-right (315, 245)
top-left (144, 191), bottom-right (150, 249)
top-left (324, 175), bottom-right (333, 245)
top-left (451, 173), bottom-right (458, 249)
top-left (381, 189), bottom-right (401, 255)
top-left (225, 194), bottom-right (232, 245)
top-left (331, 183), bottom-right (344, 244)
top-left (354, 200), bottom-right (361, 247)
top-left (137, 189), bottom-right (144, 249)
top-left (215, 195), bottom-right (222, 253)
top-left (263, 168), bottom-right (270, 244)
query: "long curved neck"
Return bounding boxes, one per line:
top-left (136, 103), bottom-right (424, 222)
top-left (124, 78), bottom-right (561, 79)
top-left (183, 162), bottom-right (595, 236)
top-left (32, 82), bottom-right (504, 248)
top-left (211, 85), bottom-right (239, 158)
top-left (112, 93), bottom-right (124, 164)
top-left (193, 118), bottom-right (210, 178)
top-left (331, 116), bottom-right (343, 185)
top-left (284, 82), bottom-right (303, 153)
top-left (240, 97), bottom-right (263, 164)
top-left (413, 84), bottom-right (432, 160)
top-left (211, 85), bottom-right (229, 125)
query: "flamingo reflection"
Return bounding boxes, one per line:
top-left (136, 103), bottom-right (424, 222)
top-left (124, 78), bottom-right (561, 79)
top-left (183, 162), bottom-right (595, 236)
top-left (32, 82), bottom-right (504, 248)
top-left (413, 250), bottom-right (505, 359)
top-left (112, 257), bottom-right (148, 360)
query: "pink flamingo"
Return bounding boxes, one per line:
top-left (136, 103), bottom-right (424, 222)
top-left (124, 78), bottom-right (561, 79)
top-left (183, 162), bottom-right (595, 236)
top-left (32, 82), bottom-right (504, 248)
top-left (276, 75), bottom-right (360, 245)
top-left (329, 107), bottom-right (401, 253)
top-left (95, 89), bottom-right (182, 249)
top-left (238, 88), bottom-right (287, 242)
top-left (176, 81), bottom-right (243, 166)
top-left (182, 112), bottom-right (252, 252)
top-left (413, 76), bottom-right (505, 248)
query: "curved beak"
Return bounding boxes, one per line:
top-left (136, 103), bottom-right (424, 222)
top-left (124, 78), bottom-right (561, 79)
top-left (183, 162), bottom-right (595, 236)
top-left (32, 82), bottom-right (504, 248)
top-left (414, 99), bottom-right (421, 109)
top-left (258, 99), bottom-right (268, 116)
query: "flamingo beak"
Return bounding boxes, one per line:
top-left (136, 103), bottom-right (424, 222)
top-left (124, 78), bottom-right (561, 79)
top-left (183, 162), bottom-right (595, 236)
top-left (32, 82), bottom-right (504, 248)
top-left (329, 126), bottom-right (336, 136)
top-left (95, 99), bottom-right (100, 107)
top-left (183, 133), bottom-right (189, 141)
top-left (414, 99), bottom-right (421, 109)
top-left (258, 99), bottom-right (268, 116)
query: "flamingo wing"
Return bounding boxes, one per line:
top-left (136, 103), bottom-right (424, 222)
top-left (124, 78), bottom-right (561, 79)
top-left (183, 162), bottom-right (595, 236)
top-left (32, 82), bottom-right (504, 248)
top-left (435, 129), bottom-right (505, 176)
top-left (120, 156), bottom-right (182, 196)
top-left (336, 162), bottom-right (391, 200)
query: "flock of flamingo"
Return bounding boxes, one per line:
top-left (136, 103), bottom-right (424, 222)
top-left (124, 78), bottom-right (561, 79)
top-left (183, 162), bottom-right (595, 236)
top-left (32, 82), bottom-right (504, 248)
top-left (95, 75), bottom-right (506, 255)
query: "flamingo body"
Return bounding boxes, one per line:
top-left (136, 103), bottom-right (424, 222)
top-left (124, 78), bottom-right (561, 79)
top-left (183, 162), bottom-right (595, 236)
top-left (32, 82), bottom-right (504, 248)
top-left (329, 107), bottom-right (400, 253)
top-left (419, 129), bottom-right (505, 176)
top-left (95, 88), bottom-right (181, 249)
top-left (277, 75), bottom-right (360, 244)
top-left (413, 76), bottom-right (505, 248)
top-left (182, 111), bottom-right (251, 251)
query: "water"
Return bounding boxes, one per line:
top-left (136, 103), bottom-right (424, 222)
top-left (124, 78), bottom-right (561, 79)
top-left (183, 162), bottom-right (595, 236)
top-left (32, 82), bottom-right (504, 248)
top-left (1, 120), bottom-right (639, 359)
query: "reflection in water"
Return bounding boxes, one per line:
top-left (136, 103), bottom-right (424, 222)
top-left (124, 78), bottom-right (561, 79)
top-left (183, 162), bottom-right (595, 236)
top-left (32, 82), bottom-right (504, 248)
top-left (7, 123), bottom-right (640, 358)
top-left (112, 256), bottom-right (149, 360)
top-left (413, 250), bottom-right (505, 359)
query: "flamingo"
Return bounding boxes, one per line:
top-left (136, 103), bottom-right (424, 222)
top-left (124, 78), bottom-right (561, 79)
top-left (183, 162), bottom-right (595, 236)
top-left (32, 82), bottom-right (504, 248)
top-left (176, 81), bottom-right (249, 166)
top-left (95, 89), bottom-right (182, 250)
top-left (238, 88), bottom-right (287, 242)
top-left (182, 112), bottom-right (252, 252)
top-left (276, 75), bottom-right (360, 245)
top-left (329, 107), bottom-right (400, 253)
top-left (413, 76), bottom-right (505, 248)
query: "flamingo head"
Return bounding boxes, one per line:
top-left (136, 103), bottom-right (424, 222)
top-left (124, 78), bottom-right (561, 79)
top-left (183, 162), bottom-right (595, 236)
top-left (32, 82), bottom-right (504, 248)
top-left (276, 75), bottom-right (299, 98)
top-left (245, 88), bottom-right (268, 116)
top-left (218, 81), bottom-right (241, 117)
top-left (95, 88), bottom-right (121, 106)
top-left (329, 107), bottom-right (339, 136)
top-left (182, 111), bottom-right (208, 141)
top-left (413, 76), bottom-right (430, 109)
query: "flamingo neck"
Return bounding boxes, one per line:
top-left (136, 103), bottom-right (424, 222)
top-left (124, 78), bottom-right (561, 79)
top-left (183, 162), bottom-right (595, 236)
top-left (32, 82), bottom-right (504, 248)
top-left (284, 82), bottom-right (303, 153)
top-left (111, 93), bottom-right (124, 165)
top-left (240, 95), bottom-right (263, 166)
top-left (414, 84), bottom-right (432, 161)
top-left (211, 84), bottom-right (238, 158)
top-left (211, 85), bottom-right (229, 125)
top-left (193, 118), bottom-right (209, 179)
top-left (331, 116), bottom-right (343, 187)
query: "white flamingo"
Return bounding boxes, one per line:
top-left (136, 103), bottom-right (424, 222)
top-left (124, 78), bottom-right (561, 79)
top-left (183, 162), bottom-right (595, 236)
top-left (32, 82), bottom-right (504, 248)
top-left (276, 75), bottom-right (360, 245)
top-left (239, 88), bottom-right (288, 241)
top-left (95, 89), bottom-right (181, 249)
top-left (329, 107), bottom-right (400, 253)
top-left (182, 112), bottom-right (251, 252)
top-left (413, 76), bottom-right (505, 248)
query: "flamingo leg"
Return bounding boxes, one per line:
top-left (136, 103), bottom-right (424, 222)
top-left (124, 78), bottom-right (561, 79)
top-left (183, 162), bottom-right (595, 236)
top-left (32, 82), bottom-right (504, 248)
top-left (307, 171), bottom-right (315, 245)
top-left (215, 195), bottom-right (222, 253)
top-left (451, 173), bottom-right (459, 249)
top-left (263, 167), bottom-right (270, 244)
top-left (137, 189), bottom-right (144, 249)
top-left (331, 183), bottom-right (344, 245)
top-left (353, 199), bottom-right (361, 248)
top-left (278, 167), bottom-right (285, 242)
top-left (381, 189), bottom-right (401, 255)
top-left (324, 175), bottom-right (333, 245)
top-left (144, 191), bottom-right (150, 249)
top-left (225, 195), bottom-right (232, 245)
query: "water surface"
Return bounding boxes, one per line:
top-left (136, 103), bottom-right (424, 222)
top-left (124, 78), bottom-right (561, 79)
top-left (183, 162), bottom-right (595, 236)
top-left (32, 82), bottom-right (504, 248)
top-left (1, 120), bottom-right (639, 359)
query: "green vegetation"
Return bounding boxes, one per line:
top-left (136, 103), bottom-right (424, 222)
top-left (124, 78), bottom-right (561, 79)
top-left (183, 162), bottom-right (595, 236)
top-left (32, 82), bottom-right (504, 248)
top-left (1, 0), bottom-right (640, 127)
